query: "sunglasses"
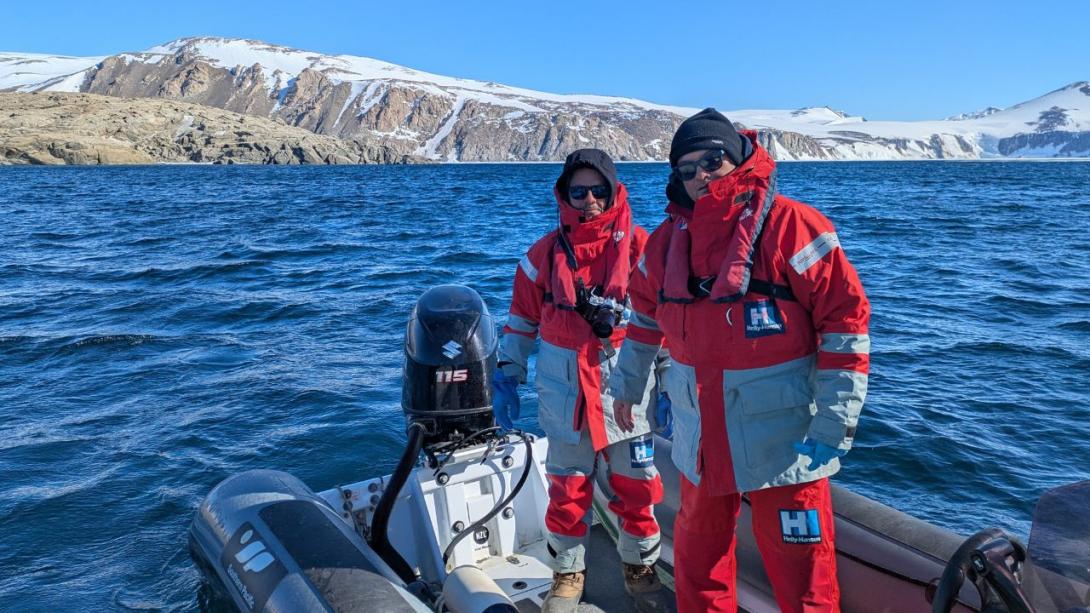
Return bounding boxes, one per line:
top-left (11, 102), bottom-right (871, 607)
top-left (674, 150), bottom-right (727, 181)
top-left (568, 184), bottom-right (609, 200)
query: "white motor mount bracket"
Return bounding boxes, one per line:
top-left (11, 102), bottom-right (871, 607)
top-left (318, 436), bottom-right (554, 602)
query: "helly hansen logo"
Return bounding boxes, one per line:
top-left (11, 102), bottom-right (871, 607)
top-left (744, 300), bottom-right (784, 338)
top-left (630, 437), bottom-right (654, 468)
top-left (789, 232), bottom-right (840, 274)
top-left (780, 509), bottom-right (822, 544)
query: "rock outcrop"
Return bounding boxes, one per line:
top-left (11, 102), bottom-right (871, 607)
top-left (997, 131), bottom-right (1090, 157)
top-left (73, 47), bottom-right (687, 162)
top-left (0, 92), bottom-right (413, 165)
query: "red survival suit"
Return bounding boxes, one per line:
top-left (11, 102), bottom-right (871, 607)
top-left (609, 133), bottom-right (871, 611)
top-left (498, 166), bottom-right (664, 574)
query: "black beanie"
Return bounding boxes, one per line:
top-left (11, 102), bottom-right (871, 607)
top-left (669, 107), bottom-right (746, 167)
top-left (555, 148), bottom-right (618, 209)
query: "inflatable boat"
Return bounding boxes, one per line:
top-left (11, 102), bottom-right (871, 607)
top-left (189, 285), bottom-right (1089, 612)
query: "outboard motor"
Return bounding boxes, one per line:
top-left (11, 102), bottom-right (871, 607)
top-left (369, 285), bottom-right (514, 596)
top-left (401, 284), bottom-right (498, 448)
top-left (190, 285), bottom-right (519, 613)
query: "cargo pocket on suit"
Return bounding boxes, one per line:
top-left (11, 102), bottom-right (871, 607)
top-left (663, 365), bottom-right (701, 484)
top-left (736, 376), bottom-right (813, 470)
top-left (535, 344), bottom-right (579, 444)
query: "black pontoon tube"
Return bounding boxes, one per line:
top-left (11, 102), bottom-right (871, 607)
top-left (369, 421), bottom-right (427, 585)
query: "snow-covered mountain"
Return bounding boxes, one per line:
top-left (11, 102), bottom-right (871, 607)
top-left (3, 37), bottom-right (1089, 161)
top-left (730, 83), bottom-right (1090, 159)
top-left (946, 107), bottom-right (1002, 121)
top-left (0, 51), bottom-right (108, 91)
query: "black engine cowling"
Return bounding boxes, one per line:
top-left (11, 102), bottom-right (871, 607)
top-left (401, 285), bottom-right (497, 449)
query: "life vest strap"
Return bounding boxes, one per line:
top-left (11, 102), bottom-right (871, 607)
top-left (683, 275), bottom-right (797, 302)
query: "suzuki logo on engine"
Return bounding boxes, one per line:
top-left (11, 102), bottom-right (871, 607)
top-left (442, 341), bottom-right (463, 359)
top-left (436, 369), bottom-right (469, 383)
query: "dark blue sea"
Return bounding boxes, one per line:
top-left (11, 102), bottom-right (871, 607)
top-left (1, 162), bottom-right (1089, 610)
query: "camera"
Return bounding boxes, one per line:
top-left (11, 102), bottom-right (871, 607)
top-left (574, 283), bottom-right (628, 339)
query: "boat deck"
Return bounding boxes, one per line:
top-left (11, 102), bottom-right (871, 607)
top-left (504, 525), bottom-right (678, 613)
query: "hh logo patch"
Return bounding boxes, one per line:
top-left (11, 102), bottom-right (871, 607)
top-left (744, 299), bottom-right (785, 338)
top-left (780, 509), bottom-right (822, 544)
top-left (630, 437), bottom-right (654, 468)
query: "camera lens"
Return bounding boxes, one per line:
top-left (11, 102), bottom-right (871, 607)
top-left (591, 310), bottom-right (614, 338)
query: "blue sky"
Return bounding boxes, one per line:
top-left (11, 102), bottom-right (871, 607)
top-left (4, 0), bottom-right (1088, 120)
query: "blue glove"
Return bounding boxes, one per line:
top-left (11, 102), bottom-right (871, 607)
top-left (655, 393), bottom-right (673, 440)
top-left (491, 369), bottom-right (520, 430)
top-left (793, 438), bottom-right (847, 471)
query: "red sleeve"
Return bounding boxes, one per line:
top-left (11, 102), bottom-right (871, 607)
top-left (777, 201), bottom-right (870, 374)
top-left (626, 224), bottom-right (665, 347)
top-left (503, 248), bottom-right (546, 338)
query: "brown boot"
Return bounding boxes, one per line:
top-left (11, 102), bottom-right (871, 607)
top-left (623, 563), bottom-right (673, 612)
top-left (541, 570), bottom-right (586, 613)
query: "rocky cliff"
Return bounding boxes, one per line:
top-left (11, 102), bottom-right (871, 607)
top-left (70, 42), bottom-right (685, 162)
top-left (0, 92), bottom-right (411, 165)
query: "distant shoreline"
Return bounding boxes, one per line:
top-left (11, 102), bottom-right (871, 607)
top-left (470, 157), bottom-right (1090, 165)
top-left (4, 157), bottom-right (1089, 169)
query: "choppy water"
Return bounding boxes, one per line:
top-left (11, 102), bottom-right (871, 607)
top-left (1, 161), bottom-right (1089, 610)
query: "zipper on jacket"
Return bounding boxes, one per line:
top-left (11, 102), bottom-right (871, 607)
top-left (681, 303), bottom-right (688, 343)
